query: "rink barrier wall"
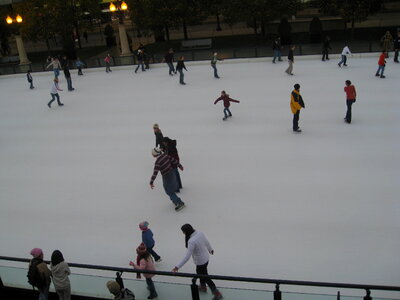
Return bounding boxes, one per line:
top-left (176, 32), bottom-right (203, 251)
top-left (0, 52), bottom-right (384, 79)
top-left (1, 256), bottom-right (400, 300)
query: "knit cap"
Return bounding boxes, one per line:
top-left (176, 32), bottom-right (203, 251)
top-left (139, 221), bottom-right (149, 231)
top-left (152, 147), bottom-right (162, 156)
top-left (30, 248), bottom-right (43, 258)
top-left (106, 281), bottom-right (120, 296)
top-left (136, 243), bottom-right (147, 255)
top-left (153, 123), bottom-right (159, 129)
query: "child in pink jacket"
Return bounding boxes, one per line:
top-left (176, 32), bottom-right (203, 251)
top-left (129, 243), bottom-right (158, 299)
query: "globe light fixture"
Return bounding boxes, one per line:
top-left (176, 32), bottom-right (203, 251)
top-left (6, 16), bottom-right (13, 24)
top-left (109, 2), bottom-right (116, 12)
top-left (121, 1), bottom-right (128, 10)
top-left (16, 14), bottom-right (23, 23)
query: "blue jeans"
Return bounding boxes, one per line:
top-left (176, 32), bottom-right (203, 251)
top-left (162, 171), bottom-right (183, 205)
top-left (135, 60), bottom-right (145, 72)
top-left (224, 107), bottom-right (232, 118)
top-left (211, 64), bottom-right (219, 78)
top-left (177, 69), bottom-right (184, 84)
top-left (49, 93), bottom-right (61, 106)
top-left (272, 50), bottom-right (281, 62)
top-left (146, 278), bottom-right (157, 298)
top-left (29, 80), bottom-right (34, 89)
top-left (167, 62), bottom-right (175, 74)
top-left (174, 168), bottom-right (182, 191)
top-left (338, 55), bottom-right (347, 66)
top-left (376, 65), bottom-right (385, 76)
top-left (66, 77), bottom-right (73, 90)
top-left (39, 284), bottom-right (50, 300)
top-left (53, 68), bottom-right (59, 78)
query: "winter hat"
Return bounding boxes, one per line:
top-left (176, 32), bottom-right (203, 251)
top-left (106, 281), bottom-right (121, 296)
top-left (139, 221), bottom-right (149, 231)
top-left (294, 83), bottom-right (300, 90)
top-left (30, 248), bottom-right (43, 258)
top-left (152, 147), bottom-right (162, 156)
top-left (136, 243), bottom-right (147, 255)
top-left (153, 123), bottom-right (159, 129)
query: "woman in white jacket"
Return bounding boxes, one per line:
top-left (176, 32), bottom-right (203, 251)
top-left (173, 224), bottom-right (222, 300)
top-left (50, 250), bottom-right (71, 300)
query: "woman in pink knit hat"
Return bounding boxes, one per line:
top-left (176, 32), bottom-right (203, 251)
top-left (28, 248), bottom-right (51, 300)
top-left (129, 243), bottom-right (158, 299)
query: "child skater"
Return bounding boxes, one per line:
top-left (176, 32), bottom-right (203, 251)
top-left (75, 57), bottom-right (85, 75)
top-left (139, 221), bottom-right (162, 262)
top-left (129, 243), bottom-right (158, 299)
top-left (104, 54), bottom-right (112, 73)
top-left (214, 90), bottom-right (240, 121)
top-left (27, 70), bottom-right (34, 89)
top-left (48, 78), bottom-right (64, 108)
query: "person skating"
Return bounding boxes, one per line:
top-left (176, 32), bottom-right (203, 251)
top-left (211, 52), bottom-right (222, 78)
top-left (285, 45), bottom-right (295, 75)
top-left (162, 137), bottom-right (182, 192)
top-left (150, 148), bottom-right (185, 211)
top-left (343, 80), bottom-right (357, 124)
top-left (46, 57), bottom-right (62, 79)
top-left (48, 78), bottom-right (64, 108)
top-left (272, 37), bottom-right (282, 63)
top-left (28, 248), bottom-right (52, 300)
top-left (290, 83), bottom-right (305, 133)
top-left (176, 56), bottom-right (187, 85)
top-left (394, 31), bottom-right (400, 63)
top-left (380, 31), bottom-right (393, 58)
top-left (75, 58), bottom-right (85, 75)
top-left (375, 51), bottom-right (387, 78)
top-left (27, 70), bottom-right (34, 89)
top-left (322, 36), bottom-right (331, 61)
top-left (135, 49), bottom-right (146, 73)
top-left (338, 45), bottom-right (351, 67)
top-left (50, 250), bottom-right (71, 300)
top-left (139, 221), bottom-right (162, 263)
top-left (62, 59), bottom-right (75, 91)
top-left (105, 54), bottom-right (112, 73)
top-left (214, 90), bottom-right (240, 121)
top-left (172, 224), bottom-right (223, 300)
top-left (153, 124), bottom-right (164, 148)
top-left (129, 243), bottom-right (158, 299)
top-left (163, 48), bottom-right (176, 75)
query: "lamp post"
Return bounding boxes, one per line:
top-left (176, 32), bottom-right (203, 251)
top-left (5, 13), bottom-right (31, 66)
top-left (109, 1), bottom-right (131, 56)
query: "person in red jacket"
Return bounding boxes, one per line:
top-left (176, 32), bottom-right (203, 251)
top-left (344, 80), bottom-right (357, 124)
top-left (214, 90), bottom-right (240, 121)
top-left (375, 51), bottom-right (386, 78)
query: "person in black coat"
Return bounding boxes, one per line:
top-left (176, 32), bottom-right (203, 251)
top-left (135, 49), bottom-right (146, 73)
top-left (394, 31), bottom-right (400, 63)
top-left (163, 48), bottom-right (176, 75)
top-left (27, 70), bottom-right (34, 89)
top-left (162, 137), bottom-right (182, 192)
top-left (285, 45), bottom-right (295, 75)
top-left (322, 36), bottom-right (331, 61)
top-left (176, 56), bottom-right (187, 85)
top-left (62, 56), bottom-right (74, 91)
top-left (153, 124), bottom-right (163, 148)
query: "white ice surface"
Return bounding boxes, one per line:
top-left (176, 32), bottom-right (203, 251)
top-left (0, 56), bottom-right (399, 292)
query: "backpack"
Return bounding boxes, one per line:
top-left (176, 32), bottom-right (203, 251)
top-left (27, 259), bottom-right (46, 289)
top-left (120, 288), bottom-right (135, 300)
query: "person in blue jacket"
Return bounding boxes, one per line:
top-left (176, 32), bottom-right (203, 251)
top-left (139, 221), bottom-right (162, 262)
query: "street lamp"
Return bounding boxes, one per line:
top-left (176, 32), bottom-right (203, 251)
top-left (109, 1), bottom-right (131, 56)
top-left (5, 13), bottom-right (31, 66)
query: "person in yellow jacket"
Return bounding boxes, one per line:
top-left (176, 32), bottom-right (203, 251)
top-left (290, 83), bottom-right (305, 133)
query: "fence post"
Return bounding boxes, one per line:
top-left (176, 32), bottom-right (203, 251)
top-left (369, 40), bottom-right (372, 52)
top-left (363, 289), bottom-right (372, 300)
top-left (274, 284), bottom-right (281, 300)
top-left (255, 47), bottom-right (258, 57)
top-left (337, 291), bottom-right (340, 300)
top-left (191, 277), bottom-right (200, 300)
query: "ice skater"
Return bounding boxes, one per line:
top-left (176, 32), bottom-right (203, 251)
top-left (46, 57), bottom-right (62, 79)
top-left (150, 147), bottom-right (185, 211)
top-left (75, 58), bottom-right (85, 75)
top-left (375, 51), bottom-right (386, 78)
top-left (272, 37), bottom-right (282, 63)
top-left (172, 224), bottom-right (223, 300)
top-left (322, 36), bottom-right (331, 61)
top-left (338, 44), bottom-right (351, 67)
top-left (176, 56), bottom-right (187, 85)
top-left (394, 31), bottom-right (400, 63)
top-left (48, 78), bottom-right (64, 108)
top-left (344, 80), bottom-right (357, 124)
top-left (290, 83), bottom-right (305, 133)
top-left (27, 70), bottom-right (34, 89)
top-left (129, 243), bottom-right (158, 299)
top-left (214, 90), bottom-right (240, 121)
top-left (135, 49), bottom-right (146, 73)
top-left (163, 48), bottom-right (176, 75)
top-left (162, 137), bottom-right (182, 192)
top-left (153, 124), bottom-right (164, 148)
top-left (285, 45), bottom-right (295, 75)
top-left (139, 221), bottom-right (162, 262)
top-left (63, 60), bottom-right (75, 91)
top-left (104, 54), bottom-right (112, 73)
top-left (211, 52), bottom-right (222, 78)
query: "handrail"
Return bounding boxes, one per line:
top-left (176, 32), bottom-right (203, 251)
top-left (1, 255), bottom-right (400, 292)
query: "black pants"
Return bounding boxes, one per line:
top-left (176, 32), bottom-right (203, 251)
top-left (345, 99), bottom-right (355, 123)
top-left (394, 49), bottom-right (399, 62)
top-left (293, 111), bottom-right (300, 131)
top-left (196, 262), bottom-right (216, 292)
top-left (322, 49), bottom-right (329, 60)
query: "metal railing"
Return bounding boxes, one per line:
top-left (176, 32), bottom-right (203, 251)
top-left (1, 256), bottom-right (400, 300)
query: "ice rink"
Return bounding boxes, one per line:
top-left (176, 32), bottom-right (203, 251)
top-left (0, 55), bottom-right (399, 292)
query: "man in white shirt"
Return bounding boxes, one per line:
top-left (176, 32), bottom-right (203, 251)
top-left (338, 45), bottom-right (352, 67)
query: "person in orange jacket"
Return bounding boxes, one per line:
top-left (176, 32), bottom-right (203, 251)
top-left (290, 83), bottom-right (305, 133)
top-left (375, 51), bottom-right (386, 78)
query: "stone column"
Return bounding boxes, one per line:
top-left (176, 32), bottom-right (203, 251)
top-left (15, 35), bottom-right (31, 65)
top-left (118, 23), bottom-right (131, 56)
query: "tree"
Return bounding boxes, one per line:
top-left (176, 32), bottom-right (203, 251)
top-left (309, 16), bottom-right (323, 43)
